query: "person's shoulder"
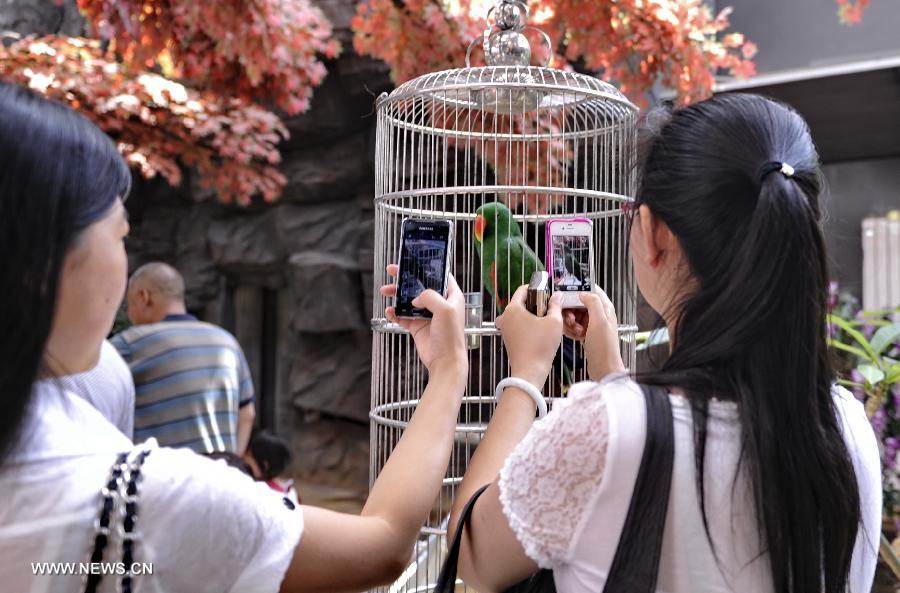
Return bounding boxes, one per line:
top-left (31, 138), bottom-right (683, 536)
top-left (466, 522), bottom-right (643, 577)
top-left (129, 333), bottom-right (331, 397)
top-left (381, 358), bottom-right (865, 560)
top-left (99, 339), bottom-right (130, 372)
top-left (830, 384), bottom-right (880, 472)
top-left (168, 320), bottom-right (241, 345)
top-left (831, 384), bottom-right (870, 429)
top-left (562, 373), bottom-right (639, 412)
top-left (141, 445), bottom-right (288, 510)
top-left (117, 320), bottom-right (229, 342)
top-left (200, 322), bottom-right (240, 342)
top-left (137, 445), bottom-right (303, 592)
top-left (111, 321), bottom-right (176, 344)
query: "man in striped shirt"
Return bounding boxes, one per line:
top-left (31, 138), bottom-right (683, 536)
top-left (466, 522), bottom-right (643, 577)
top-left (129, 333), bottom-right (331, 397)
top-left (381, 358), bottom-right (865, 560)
top-left (111, 262), bottom-right (256, 454)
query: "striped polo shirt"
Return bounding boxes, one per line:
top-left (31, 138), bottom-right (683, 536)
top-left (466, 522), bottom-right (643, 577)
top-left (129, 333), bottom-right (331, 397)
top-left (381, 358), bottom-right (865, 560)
top-left (110, 314), bottom-right (255, 453)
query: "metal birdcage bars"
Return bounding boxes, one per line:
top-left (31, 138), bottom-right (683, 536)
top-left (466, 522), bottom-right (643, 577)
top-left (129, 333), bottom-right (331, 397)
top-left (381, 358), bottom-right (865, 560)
top-left (369, 2), bottom-right (639, 590)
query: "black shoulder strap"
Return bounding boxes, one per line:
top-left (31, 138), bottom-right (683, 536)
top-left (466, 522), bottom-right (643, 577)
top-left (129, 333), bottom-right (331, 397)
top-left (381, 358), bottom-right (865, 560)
top-left (436, 384), bottom-right (674, 593)
top-left (434, 483), bottom-right (490, 593)
top-left (601, 383), bottom-right (675, 593)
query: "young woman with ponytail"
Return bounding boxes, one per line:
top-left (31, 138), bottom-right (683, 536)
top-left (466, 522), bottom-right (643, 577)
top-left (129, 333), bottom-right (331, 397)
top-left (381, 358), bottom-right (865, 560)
top-left (451, 93), bottom-right (882, 593)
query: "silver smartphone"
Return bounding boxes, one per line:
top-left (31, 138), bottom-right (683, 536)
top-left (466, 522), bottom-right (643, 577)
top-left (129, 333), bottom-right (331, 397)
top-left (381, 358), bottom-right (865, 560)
top-left (526, 271), bottom-right (550, 317)
top-left (395, 218), bottom-right (454, 319)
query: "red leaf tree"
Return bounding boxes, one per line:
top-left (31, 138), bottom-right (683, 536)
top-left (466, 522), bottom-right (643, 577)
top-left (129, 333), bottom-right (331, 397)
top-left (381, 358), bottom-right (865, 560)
top-left (352, 0), bottom-right (757, 107)
top-left (1, 0), bottom-right (339, 204)
top-left (77, 0), bottom-right (340, 115)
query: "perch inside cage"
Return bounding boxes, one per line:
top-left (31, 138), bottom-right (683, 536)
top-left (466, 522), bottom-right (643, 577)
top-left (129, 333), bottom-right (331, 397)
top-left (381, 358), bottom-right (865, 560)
top-left (369, 1), bottom-right (639, 590)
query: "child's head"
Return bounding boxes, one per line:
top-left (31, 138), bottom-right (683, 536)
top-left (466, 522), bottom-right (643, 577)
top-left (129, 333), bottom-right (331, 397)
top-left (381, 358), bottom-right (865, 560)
top-left (243, 429), bottom-right (292, 481)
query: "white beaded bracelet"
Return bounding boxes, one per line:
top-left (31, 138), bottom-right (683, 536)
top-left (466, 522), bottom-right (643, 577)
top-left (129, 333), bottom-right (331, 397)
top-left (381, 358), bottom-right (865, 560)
top-left (494, 377), bottom-right (548, 418)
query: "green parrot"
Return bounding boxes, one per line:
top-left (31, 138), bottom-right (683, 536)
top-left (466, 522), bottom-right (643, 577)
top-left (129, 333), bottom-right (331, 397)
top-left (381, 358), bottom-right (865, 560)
top-left (474, 201), bottom-right (544, 314)
top-left (474, 201), bottom-right (574, 391)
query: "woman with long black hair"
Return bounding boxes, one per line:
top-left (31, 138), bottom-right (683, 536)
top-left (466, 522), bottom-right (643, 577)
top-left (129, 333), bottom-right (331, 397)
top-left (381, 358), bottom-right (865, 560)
top-left (0, 80), bottom-right (471, 592)
top-left (451, 94), bottom-right (882, 593)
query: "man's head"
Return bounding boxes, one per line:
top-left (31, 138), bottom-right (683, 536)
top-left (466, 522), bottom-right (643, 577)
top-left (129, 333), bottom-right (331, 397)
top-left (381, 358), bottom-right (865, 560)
top-left (126, 262), bottom-right (187, 325)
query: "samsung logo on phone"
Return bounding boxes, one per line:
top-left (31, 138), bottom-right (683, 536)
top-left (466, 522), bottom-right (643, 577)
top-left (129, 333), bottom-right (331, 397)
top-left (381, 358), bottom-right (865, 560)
top-left (419, 226), bottom-right (434, 231)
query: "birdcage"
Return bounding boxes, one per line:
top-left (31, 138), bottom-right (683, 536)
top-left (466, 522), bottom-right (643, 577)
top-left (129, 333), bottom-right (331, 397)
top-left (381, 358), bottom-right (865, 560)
top-left (369, 1), bottom-right (639, 590)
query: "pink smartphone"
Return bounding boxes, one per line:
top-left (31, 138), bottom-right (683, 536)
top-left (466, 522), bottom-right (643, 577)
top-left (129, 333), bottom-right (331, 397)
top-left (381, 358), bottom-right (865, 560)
top-left (546, 218), bottom-right (594, 308)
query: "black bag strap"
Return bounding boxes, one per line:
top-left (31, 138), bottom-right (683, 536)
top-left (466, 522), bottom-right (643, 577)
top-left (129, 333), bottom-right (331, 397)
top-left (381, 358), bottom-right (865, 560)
top-left (434, 482), bottom-right (490, 593)
top-left (601, 383), bottom-right (674, 593)
top-left (84, 448), bottom-right (152, 593)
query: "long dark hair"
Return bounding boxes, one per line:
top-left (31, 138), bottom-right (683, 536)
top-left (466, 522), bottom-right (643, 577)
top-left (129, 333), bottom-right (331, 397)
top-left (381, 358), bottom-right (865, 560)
top-left (247, 429), bottom-right (293, 481)
top-left (634, 93), bottom-right (860, 593)
top-left (0, 81), bottom-right (131, 464)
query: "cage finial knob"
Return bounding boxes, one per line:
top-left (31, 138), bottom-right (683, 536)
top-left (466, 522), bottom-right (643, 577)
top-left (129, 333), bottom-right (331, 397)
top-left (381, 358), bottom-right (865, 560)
top-left (495, 0), bottom-right (526, 30)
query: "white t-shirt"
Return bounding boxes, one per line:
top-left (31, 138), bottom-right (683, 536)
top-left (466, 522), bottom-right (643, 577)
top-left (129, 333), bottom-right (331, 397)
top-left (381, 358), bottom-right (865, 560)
top-left (498, 375), bottom-right (882, 593)
top-left (59, 339), bottom-right (135, 439)
top-left (0, 381), bottom-right (303, 593)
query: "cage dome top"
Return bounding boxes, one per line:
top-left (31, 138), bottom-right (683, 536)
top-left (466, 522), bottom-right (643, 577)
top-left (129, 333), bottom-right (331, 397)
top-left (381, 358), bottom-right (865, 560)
top-left (377, 0), bottom-right (636, 116)
top-left (378, 66), bottom-right (636, 115)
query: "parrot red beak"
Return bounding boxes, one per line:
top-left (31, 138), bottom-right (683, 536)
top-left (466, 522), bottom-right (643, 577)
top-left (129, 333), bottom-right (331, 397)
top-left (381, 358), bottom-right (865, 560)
top-left (474, 214), bottom-right (485, 243)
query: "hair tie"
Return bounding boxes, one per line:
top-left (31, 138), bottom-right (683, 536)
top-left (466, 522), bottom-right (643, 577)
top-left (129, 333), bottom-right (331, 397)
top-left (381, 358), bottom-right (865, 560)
top-left (760, 161), bottom-right (795, 181)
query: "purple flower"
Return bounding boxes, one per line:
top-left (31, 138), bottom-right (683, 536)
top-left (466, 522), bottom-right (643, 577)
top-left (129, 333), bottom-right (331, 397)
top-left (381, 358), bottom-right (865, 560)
top-left (850, 369), bottom-right (866, 401)
top-left (828, 281), bottom-right (839, 311)
top-left (855, 311), bottom-right (876, 340)
top-left (885, 437), bottom-right (899, 468)
top-left (872, 406), bottom-right (887, 438)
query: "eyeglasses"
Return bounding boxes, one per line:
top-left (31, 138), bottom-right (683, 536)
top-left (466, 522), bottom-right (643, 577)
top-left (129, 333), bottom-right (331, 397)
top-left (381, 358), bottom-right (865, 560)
top-left (621, 200), bottom-right (640, 220)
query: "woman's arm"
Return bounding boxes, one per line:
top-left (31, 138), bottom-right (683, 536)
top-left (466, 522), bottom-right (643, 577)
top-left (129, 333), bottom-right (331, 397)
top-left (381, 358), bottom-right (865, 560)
top-left (448, 286), bottom-right (566, 591)
top-left (283, 365), bottom-right (467, 593)
top-left (280, 267), bottom-right (468, 593)
top-left (448, 284), bottom-right (624, 592)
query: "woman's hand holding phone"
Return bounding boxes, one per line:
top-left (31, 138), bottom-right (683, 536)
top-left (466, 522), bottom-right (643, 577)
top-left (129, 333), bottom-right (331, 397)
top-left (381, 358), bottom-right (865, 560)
top-left (562, 285), bottom-right (626, 380)
top-left (495, 285), bottom-right (565, 389)
top-left (381, 264), bottom-right (467, 380)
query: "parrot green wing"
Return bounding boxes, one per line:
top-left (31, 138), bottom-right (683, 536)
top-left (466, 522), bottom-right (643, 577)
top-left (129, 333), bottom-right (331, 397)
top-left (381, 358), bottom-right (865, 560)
top-left (474, 201), bottom-right (544, 314)
top-left (494, 236), bottom-right (544, 313)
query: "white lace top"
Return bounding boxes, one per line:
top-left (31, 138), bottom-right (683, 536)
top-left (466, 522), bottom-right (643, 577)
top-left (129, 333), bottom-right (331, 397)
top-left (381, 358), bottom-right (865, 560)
top-left (498, 374), bottom-right (882, 593)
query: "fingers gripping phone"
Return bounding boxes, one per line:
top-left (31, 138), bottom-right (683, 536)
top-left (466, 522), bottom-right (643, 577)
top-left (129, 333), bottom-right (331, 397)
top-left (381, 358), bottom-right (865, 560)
top-left (546, 218), bottom-right (594, 309)
top-left (395, 218), bottom-right (454, 319)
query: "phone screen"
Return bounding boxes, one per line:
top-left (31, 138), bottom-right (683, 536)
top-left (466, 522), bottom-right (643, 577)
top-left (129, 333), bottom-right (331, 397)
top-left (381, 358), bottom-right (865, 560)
top-left (396, 221), bottom-right (451, 318)
top-left (551, 233), bottom-right (592, 292)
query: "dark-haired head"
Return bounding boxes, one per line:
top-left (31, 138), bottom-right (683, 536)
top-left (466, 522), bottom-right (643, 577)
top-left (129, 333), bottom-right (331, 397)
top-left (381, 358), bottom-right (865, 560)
top-left (632, 93), bottom-right (859, 593)
top-left (206, 451), bottom-right (254, 477)
top-left (244, 429), bottom-right (292, 481)
top-left (0, 80), bottom-right (132, 464)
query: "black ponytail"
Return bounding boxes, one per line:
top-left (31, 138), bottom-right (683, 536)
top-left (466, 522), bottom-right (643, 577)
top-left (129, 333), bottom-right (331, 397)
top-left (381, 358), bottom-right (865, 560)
top-left (635, 93), bottom-right (860, 593)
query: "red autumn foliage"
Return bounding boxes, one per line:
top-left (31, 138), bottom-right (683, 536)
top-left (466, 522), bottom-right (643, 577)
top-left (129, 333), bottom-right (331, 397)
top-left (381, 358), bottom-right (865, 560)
top-left (1, 0), bottom-right (339, 204)
top-left (77, 0), bottom-right (341, 115)
top-left (352, 0), bottom-right (757, 107)
top-left (0, 36), bottom-right (288, 205)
